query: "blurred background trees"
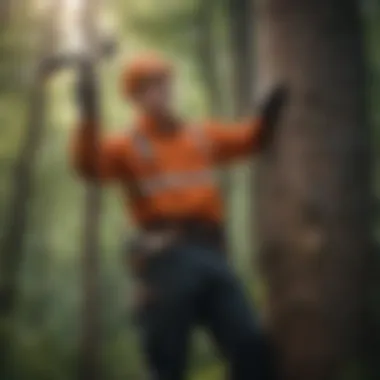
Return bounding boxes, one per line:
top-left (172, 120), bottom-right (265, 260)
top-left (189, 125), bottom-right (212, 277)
top-left (0, 0), bottom-right (378, 379)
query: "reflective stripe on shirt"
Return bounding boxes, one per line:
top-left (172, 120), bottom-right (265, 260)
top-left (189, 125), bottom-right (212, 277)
top-left (137, 168), bottom-right (217, 196)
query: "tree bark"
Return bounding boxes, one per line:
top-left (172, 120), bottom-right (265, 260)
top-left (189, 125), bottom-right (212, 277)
top-left (255, 1), bottom-right (372, 379)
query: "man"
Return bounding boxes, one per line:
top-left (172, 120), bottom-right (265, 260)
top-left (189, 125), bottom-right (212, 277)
top-left (72, 53), bottom-right (287, 380)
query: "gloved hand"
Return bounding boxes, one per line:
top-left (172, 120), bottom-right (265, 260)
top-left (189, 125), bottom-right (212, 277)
top-left (74, 37), bottom-right (118, 122)
top-left (258, 85), bottom-right (289, 150)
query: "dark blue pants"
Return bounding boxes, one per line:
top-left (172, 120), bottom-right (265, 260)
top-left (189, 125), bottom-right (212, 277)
top-left (136, 241), bottom-right (273, 380)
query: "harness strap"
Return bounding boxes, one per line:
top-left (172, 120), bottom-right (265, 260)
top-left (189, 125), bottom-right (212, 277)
top-left (132, 130), bottom-right (155, 164)
top-left (130, 126), bottom-right (214, 197)
top-left (132, 125), bottom-right (211, 165)
top-left (189, 125), bottom-right (212, 159)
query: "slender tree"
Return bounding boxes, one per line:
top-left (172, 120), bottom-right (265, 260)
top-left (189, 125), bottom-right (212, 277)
top-left (227, 0), bottom-right (254, 116)
top-left (225, 0), bottom-right (255, 269)
top-left (0, 2), bottom-right (61, 377)
top-left (255, 1), bottom-right (372, 379)
top-left (0, 0), bottom-right (60, 321)
top-left (196, 0), bottom-right (223, 116)
top-left (360, 1), bottom-right (380, 376)
top-left (78, 1), bottom-right (103, 379)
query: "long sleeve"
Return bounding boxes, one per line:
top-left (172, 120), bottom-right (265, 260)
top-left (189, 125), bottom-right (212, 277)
top-left (204, 117), bottom-right (264, 164)
top-left (71, 120), bottom-right (129, 182)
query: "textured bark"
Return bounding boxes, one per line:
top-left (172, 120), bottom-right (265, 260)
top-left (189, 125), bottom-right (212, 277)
top-left (255, 1), bottom-right (372, 379)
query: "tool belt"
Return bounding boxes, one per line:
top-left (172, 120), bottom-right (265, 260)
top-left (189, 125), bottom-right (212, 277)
top-left (126, 219), bottom-right (225, 278)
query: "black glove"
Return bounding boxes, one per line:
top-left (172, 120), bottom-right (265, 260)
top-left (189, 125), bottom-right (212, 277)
top-left (258, 85), bottom-right (289, 149)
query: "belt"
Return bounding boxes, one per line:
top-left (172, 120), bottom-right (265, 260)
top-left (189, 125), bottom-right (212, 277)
top-left (127, 219), bottom-right (226, 278)
top-left (143, 218), bottom-right (225, 249)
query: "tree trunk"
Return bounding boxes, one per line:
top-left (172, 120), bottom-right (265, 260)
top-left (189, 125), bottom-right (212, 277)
top-left (226, 0), bottom-right (255, 273)
top-left (0, 78), bottom-right (47, 380)
top-left (79, 183), bottom-right (102, 380)
top-left (0, 4), bottom-right (60, 377)
top-left (0, 79), bottom-right (46, 317)
top-left (255, 0), bottom-right (372, 379)
top-left (78, 2), bottom-right (102, 380)
top-left (0, 0), bottom-right (59, 322)
top-left (361, 2), bottom-right (380, 377)
top-left (228, 0), bottom-right (254, 115)
top-left (196, 0), bottom-right (223, 116)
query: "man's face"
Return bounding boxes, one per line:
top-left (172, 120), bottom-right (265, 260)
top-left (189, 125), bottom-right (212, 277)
top-left (137, 77), bottom-right (173, 116)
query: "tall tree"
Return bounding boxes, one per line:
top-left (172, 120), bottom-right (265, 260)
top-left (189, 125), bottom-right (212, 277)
top-left (0, 1), bottom-right (61, 377)
top-left (227, 0), bottom-right (254, 115)
top-left (364, 0), bottom-right (380, 375)
top-left (196, 0), bottom-right (223, 116)
top-left (255, 0), bottom-right (373, 379)
top-left (0, 0), bottom-right (60, 323)
top-left (226, 0), bottom-right (255, 271)
top-left (78, 1), bottom-right (103, 379)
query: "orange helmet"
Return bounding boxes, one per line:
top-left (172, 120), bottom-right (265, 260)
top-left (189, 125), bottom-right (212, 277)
top-left (122, 53), bottom-right (173, 98)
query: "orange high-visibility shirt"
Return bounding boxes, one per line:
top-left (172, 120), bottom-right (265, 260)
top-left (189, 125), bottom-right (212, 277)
top-left (71, 115), bottom-right (264, 227)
